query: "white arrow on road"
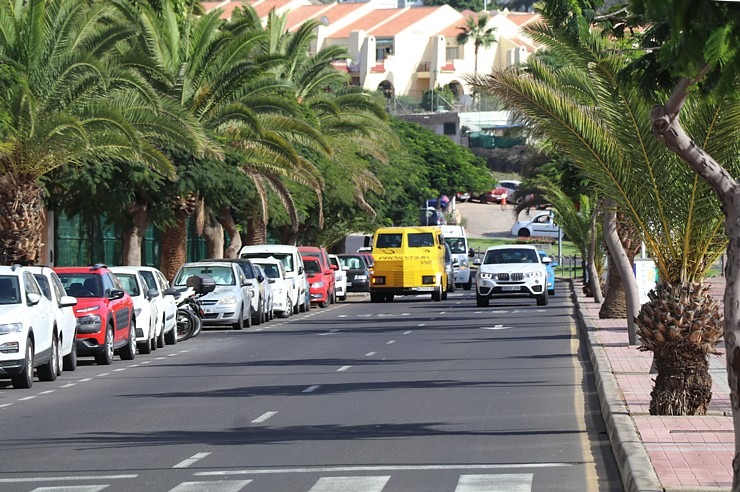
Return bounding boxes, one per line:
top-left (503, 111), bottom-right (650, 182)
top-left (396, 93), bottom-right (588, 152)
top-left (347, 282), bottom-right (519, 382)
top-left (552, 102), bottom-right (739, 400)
top-left (481, 324), bottom-right (510, 330)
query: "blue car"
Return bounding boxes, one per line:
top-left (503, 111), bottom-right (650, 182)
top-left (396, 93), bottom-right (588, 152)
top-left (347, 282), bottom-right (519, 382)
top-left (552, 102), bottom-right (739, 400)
top-left (538, 250), bottom-right (556, 296)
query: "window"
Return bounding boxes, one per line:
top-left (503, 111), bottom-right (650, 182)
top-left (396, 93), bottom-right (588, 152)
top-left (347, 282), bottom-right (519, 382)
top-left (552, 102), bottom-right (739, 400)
top-left (408, 233), bottom-right (434, 247)
top-left (443, 122), bottom-right (456, 135)
top-left (376, 38), bottom-right (394, 61)
top-left (446, 46), bottom-right (459, 61)
top-left (376, 234), bottom-right (402, 248)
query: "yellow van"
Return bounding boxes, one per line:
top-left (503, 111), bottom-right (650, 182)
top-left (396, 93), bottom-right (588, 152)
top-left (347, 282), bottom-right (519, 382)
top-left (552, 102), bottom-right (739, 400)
top-left (369, 226), bottom-right (448, 302)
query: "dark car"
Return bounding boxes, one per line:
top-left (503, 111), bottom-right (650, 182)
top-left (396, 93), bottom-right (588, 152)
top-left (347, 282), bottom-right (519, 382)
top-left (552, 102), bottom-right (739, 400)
top-left (337, 254), bottom-right (371, 293)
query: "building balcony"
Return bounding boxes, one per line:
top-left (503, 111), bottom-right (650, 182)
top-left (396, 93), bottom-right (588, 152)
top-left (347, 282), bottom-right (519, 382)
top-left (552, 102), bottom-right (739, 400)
top-left (370, 60), bottom-right (386, 73)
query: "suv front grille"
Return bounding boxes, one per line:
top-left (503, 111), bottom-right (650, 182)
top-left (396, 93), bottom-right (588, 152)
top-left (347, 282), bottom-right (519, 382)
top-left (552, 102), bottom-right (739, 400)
top-left (497, 272), bottom-right (524, 281)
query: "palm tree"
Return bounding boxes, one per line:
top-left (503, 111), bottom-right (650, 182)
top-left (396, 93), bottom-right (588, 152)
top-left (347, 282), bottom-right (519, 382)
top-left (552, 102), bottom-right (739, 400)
top-left (456, 14), bottom-right (497, 74)
top-left (468, 22), bottom-right (732, 415)
top-left (0, 0), bottom-right (199, 265)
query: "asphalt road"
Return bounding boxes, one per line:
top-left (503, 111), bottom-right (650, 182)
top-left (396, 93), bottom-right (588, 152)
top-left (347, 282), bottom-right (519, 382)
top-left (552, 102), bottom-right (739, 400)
top-left (0, 286), bottom-right (621, 492)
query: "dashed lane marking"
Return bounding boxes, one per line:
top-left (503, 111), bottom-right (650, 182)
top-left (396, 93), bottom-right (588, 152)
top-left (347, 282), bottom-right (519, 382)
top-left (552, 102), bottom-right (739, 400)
top-left (252, 411), bottom-right (277, 424)
top-left (173, 452), bottom-right (212, 469)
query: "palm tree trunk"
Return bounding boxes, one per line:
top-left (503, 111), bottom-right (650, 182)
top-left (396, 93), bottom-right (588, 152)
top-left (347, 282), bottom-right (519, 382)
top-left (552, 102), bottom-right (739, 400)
top-left (203, 214), bottom-right (224, 259)
top-left (599, 255), bottom-right (625, 316)
top-left (587, 208), bottom-right (603, 302)
top-left (246, 215), bottom-right (267, 245)
top-left (121, 202), bottom-right (149, 266)
top-left (159, 214), bottom-right (187, 281)
top-left (0, 174), bottom-right (45, 264)
top-left (602, 198), bottom-right (640, 344)
top-left (218, 207), bottom-right (241, 258)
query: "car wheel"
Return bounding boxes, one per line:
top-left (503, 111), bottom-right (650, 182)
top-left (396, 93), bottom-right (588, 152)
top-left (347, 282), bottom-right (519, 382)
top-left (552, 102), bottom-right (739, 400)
top-left (11, 337), bottom-right (34, 389)
top-left (548, 288), bottom-right (555, 297)
top-left (120, 322), bottom-right (136, 360)
top-left (476, 292), bottom-right (490, 307)
top-left (384, 293), bottom-right (394, 302)
top-left (95, 327), bottom-right (114, 365)
top-left (138, 339), bottom-right (152, 354)
top-left (463, 277), bottom-right (473, 291)
top-left (370, 293), bottom-right (382, 303)
top-left (280, 298), bottom-right (292, 318)
top-left (232, 306), bottom-right (244, 330)
top-left (537, 291), bottom-right (549, 306)
top-left (432, 285), bottom-right (442, 301)
top-left (38, 333), bottom-right (59, 382)
top-left (318, 300), bottom-right (327, 308)
top-left (164, 323), bottom-right (177, 345)
top-left (253, 301), bottom-right (262, 325)
top-left (157, 322), bottom-right (166, 348)
top-left (63, 333), bottom-right (77, 372)
top-left (518, 228), bottom-right (531, 237)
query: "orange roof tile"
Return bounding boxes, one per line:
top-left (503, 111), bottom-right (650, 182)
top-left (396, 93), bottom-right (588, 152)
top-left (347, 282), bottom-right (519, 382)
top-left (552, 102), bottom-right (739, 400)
top-left (285, 5), bottom-right (327, 30)
top-left (371, 6), bottom-right (443, 36)
top-left (252, 0), bottom-right (294, 18)
top-left (328, 8), bottom-right (399, 39)
top-left (437, 18), bottom-right (467, 38)
top-left (504, 12), bottom-right (541, 27)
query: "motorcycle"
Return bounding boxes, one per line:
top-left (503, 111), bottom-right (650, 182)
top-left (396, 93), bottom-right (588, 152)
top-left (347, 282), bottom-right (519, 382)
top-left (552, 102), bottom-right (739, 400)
top-left (176, 274), bottom-right (215, 342)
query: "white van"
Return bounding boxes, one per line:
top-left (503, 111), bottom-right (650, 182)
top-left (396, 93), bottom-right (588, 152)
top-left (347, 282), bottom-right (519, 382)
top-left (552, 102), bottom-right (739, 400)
top-left (239, 245), bottom-right (308, 315)
top-left (440, 225), bottom-right (473, 290)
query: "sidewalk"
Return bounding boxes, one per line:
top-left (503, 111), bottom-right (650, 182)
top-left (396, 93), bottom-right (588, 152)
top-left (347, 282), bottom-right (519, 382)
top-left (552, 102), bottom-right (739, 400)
top-left (573, 277), bottom-right (734, 492)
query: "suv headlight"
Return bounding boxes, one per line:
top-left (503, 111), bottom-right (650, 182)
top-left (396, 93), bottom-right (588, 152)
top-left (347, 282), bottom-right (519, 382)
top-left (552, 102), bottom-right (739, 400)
top-left (479, 272), bottom-right (493, 279)
top-left (218, 295), bottom-right (238, 305)
top-left (0, 323), bottom-right (23, 335)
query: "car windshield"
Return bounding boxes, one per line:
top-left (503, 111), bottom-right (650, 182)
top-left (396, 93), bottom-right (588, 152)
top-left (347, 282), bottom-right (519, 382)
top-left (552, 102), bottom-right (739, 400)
top-left (304, 259), bottom-right (321, 275)
top-left (408, 232), bottom-right (434, 248)
top-left (444, 237), bottom-right (467, 254)
top-left (175, 266), bottom-right (234, 286)
top-left (139, 270), bottom-right (159, 294)
top-left (114, 274), bottom-right (140, 296)
top-left (241, 253), bottom-right (295, 273)
top-left (255, 263), bottom-right (281, 279)
top-left (57, 274), bottom-right (103, 298)
top-left (484, 249), bottom-right (539, 264)
top-left (375, 233), bottom-right (402, 248)
top-left (339, 256), bottom-right (364, 270)
top-left (0, 276), bottom-right (21, 304)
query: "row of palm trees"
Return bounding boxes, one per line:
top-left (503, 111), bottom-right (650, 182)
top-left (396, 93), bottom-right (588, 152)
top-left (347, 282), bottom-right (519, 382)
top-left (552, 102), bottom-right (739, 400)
top-left (470, 17), bottom-right (738, 414)
top-left (0, 0), bottom-right (396, 279)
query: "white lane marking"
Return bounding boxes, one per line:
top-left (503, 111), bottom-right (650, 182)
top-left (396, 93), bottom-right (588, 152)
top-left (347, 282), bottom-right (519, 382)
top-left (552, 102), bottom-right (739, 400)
top-left (474, 311), bottom-right (483, 314)
top-left (439, 311), bottom-right (447, 314)
top-left (167, 354), bottom-right (177, 357)
top-left (173, 452), bottom-right (212, 469)
top-left (417, 323), bottom-right (426, 327)
top-left (482, 325), bottom-right (509, 330)
top-left (180, 350), bottom-right (191, 353)
top-left (129, 364), bottom-right (140, 368)
top-left (145, 359), bottom-right (156, 363)
top-left (169, 480), bottom-right (252, 492)
top-left (456, 474), bottom-right (533, 492)
top-left (337, 366), bottom-right (351, 372)
top-left (196, 463), bottom-right (572, 476)
top-left (60, 383), bottom-right (76, 388)
top-left (97, 373), bottom-right (110, 377)
top-left (19, 396), bottom-right (36, 401)
top-left (0, 475), bottom-right (137, 483)
top-left (403, 331), bottom-right (412, 335)
top-left (365, 352), bottom-right (376, 357)
top-left (338, 315), bottom-right (347, 318)
top-left (31, 486), bottom-right (109, 492)
top-left (0, 403), bottom-right (13, 408)
top-left (308, 476), bottom-right (390, 492)
top-left (386, 340), bottom-right (396, 345)
top-left (252, 411), bottom-right (277, 423)
top-left (319, 330), bottom-right (339, 336)
top-left (303, 385), bottom-right (320, 393)
top-left (492, 310), bottom-right (508, 314)
top-left (79, 378), bottom-right (93, 382)
top-left (39, 390), bottom-right (55, 395)
top-left (113, 368), bottom-right (126, 372)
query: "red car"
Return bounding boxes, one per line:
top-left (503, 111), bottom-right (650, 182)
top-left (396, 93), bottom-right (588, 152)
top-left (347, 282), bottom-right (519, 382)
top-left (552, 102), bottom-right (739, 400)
top-left (484, 187), bottom-right (509, 204)
top-left (298, 246), bottom-right (337, 305)
top-left (303, 258), bottom-right (331, 307)
top-left (53, 264), bottom-right (136, 365)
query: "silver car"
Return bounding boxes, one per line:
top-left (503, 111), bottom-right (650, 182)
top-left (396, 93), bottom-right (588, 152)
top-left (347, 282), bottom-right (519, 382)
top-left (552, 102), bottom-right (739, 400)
top-left (173, 262), bottom-right (252, 330)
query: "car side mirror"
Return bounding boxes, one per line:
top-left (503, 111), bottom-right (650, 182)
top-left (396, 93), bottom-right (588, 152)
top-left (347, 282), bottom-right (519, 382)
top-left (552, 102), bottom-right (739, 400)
top-left (298, 267), bottom-right (304, 275)
top-left (146, 288), bottom-right (158, 300)
top-left (257, 275), bottom-right (264, 283)
top-left (542, 257), bottom-right (552, 264)
top-left (163, 287), bottom-right (178, 297)
top-left (27, 292), bottom-right (42, 306)
top-left (330, 264), bottom-right (338, 271)
top-left (109, 289), bottom-right (125, 300)
top-left (59, 295), bottom-right (77, 308)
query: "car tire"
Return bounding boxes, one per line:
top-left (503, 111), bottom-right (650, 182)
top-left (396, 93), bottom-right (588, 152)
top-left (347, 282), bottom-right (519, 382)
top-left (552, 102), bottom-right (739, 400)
top-left (63, 333), bottom-right (77, 372)
top-left (157, 323), bottom-right (166, 348)
top-left (370, 293), bottom-right (382, 303)
top-left (537, 291), bottom-right (548, 306)
top-left (548, 288), bottom-right (555, 297)
top-left (12, 337), bottom-right (34, 389)
top-left (120, 322), bottom-right (136, 361)
top-left (432, 285), bottom-right (442, 301)
top-left (463, 277), bottom-right (473, 291)
top-left (518, 228), bottom-right (531, 237)
top-left (232, 306), bottom-right (244, 330)
top-left (280, 298), bottom-right (292, 318)
top-left (318, 300), bottom-right (327, 308)
top-left (38, 333), bottom-right (59, 382)
top-left (253, 301), bottom-right (262, 325)
top-left (476, 292), bottom-right (490, 307)
top-left (138, 339), bottom-right (152, 355)
top-left (95, 327), bottom-right (114, 365)
top-left (164, 324), bottom-right (177, 345)
top-left (384, 293), bottom-right (394, 302)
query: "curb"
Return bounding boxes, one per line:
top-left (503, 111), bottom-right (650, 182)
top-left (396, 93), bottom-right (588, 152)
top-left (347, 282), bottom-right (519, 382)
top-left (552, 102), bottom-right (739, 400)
top-left (570, 280), bottom-right (663, 492)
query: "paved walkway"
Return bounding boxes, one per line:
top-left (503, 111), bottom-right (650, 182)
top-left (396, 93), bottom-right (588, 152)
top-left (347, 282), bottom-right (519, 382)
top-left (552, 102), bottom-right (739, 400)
top-left (573, 277), bottom-right (734, 492)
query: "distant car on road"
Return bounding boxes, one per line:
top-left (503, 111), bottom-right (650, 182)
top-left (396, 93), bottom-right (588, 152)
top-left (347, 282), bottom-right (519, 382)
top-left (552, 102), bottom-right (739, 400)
top-left (474, 245), bottom-right (549, 307)
top-left (511, 211), bottom-right (562, 238)
top-left (538, 250), bottom-right (557, 296)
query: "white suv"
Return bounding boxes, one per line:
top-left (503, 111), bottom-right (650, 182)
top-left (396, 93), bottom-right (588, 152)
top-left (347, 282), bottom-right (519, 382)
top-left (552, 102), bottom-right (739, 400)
top-left (0, 265), bottom-right (61, 388)
top-left (475, 245), bottom-right (550, 307)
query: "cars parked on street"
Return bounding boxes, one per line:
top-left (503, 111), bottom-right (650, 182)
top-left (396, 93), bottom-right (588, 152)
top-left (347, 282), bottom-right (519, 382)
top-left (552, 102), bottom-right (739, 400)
top-left (337, 254), bottom-right (371, 293)
top-left (239, 245), bottom-right (308, 314)
top-left (54, 264), bottom-right (136, 365)
top-left (111, 267), bottom-right (158, 354)
top-left (443, 242), bottom-right (456, 294)
top-left (298, 246), bottom-right (336, 305)
top-left (303, 257), bottom-right (331, 307)
top-left (136, 266), bottom-right (179, 346)
top-left (250, 257), bottom-right (292, 318)
top-left (172, 261), bottom-right (252, 330)
top-left (474, 245), bottom-right (549, 307)
top-left (0, 265), bottom-right (63, 388)
top-left (328, 254), bottom-right (347, 301)
top-left (253, 264), bottom-right (274, 321)
top-left (211, 258), bottom-right (268, 325)
top-left (511, 211), bottom-right (562, 238)
top-left (28, 266), bottom-right (78, 372)
top-left (538, 250), bottom-right (557, 296)
top-left (441, 225), bottom-right (473, 290)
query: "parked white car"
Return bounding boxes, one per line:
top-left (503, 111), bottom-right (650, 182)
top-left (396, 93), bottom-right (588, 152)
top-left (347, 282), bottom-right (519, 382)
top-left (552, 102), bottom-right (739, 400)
top-left (253, 264), bottom-right (274, 321)
top-left (251, 257), bottom-right (292, 318)
top-left (475, 245), bottom-right (549, 307)
top-left (111, 267), bottom-right (159, 354)
top-left (28, 266), bottom-right (78, 372)
top-left (135, 266), bottom-right (179, 346)
top-left (329, 254), bottom-right (347, 301)
top-left (0, 265), bottom-right (60, 388)
top-left (239, 245), bottom-right (308, 314)
top-left (511, 211), bottom-right (562, 238)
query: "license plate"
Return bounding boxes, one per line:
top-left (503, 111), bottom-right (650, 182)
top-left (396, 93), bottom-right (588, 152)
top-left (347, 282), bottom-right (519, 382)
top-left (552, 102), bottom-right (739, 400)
top-left (346, 281), bottom-right (352, 286)
top-left (415, 287), bottom-right (435, 292)
top-left (501, 285), bottom-right (520, 291)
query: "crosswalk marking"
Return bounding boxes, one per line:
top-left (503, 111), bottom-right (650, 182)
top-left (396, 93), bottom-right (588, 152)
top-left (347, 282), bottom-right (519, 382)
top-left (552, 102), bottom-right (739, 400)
top-left (169, 480), bottom-right (252, 492)
top-left (32, 487), bottom-right (109, 492)
top-left (456, 474), bottom-right (533, 492)
top-left (307, 476), bottom-right (390, 492)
